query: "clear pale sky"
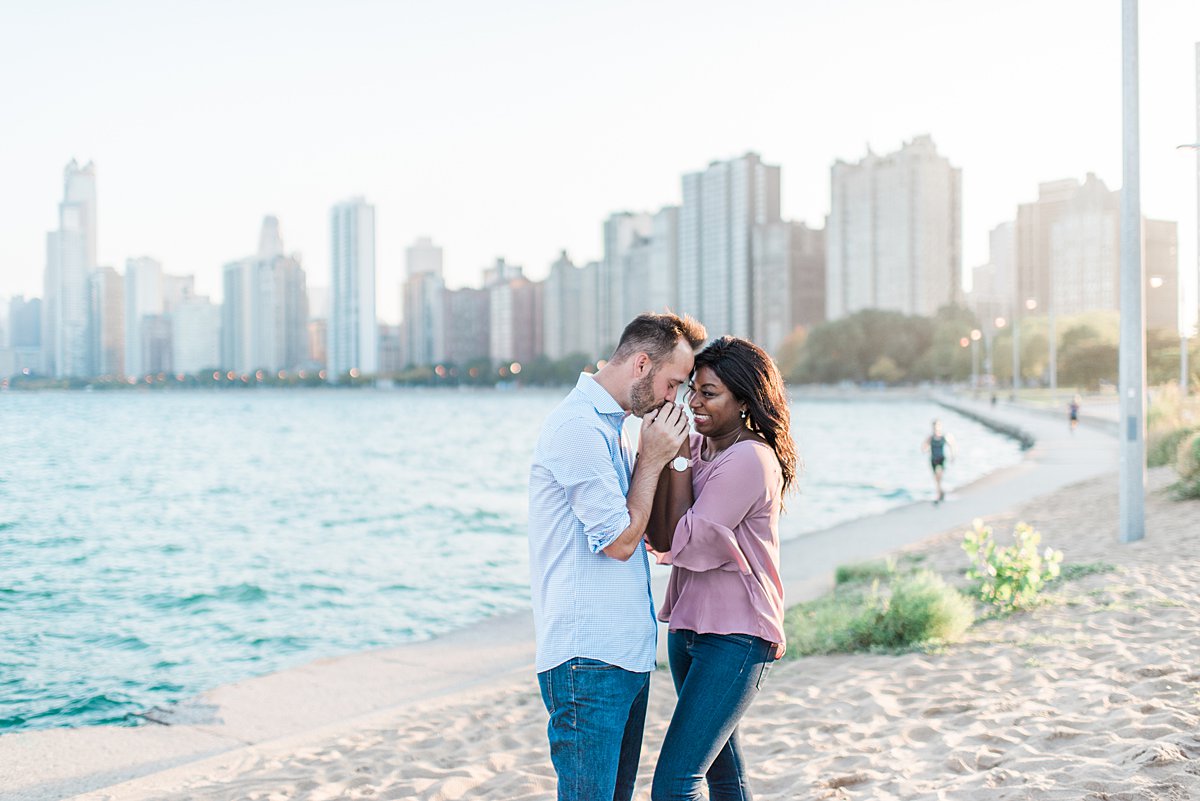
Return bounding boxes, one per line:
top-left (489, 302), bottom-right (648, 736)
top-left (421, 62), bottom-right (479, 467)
top-left (2, 0), bottom-right (1197, 327)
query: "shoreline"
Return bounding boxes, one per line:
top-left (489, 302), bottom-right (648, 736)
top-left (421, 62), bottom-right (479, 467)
top-left (0, 397), bottom-right (1119, 801)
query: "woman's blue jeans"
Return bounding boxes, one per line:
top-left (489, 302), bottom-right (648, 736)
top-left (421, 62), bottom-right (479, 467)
top-left (652, 630), bottom-right (774, 801)
top-left (538, 657), bottom-right (651, 801)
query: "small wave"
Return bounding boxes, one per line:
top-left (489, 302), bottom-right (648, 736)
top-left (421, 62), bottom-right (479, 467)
top-left (149, 582), bottom-right (268, 609)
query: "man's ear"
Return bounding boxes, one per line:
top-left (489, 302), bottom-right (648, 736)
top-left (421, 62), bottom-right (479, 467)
top-left (633, 352), bottom-right (651, 377)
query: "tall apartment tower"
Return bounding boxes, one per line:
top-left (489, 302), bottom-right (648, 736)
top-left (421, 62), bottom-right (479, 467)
top-left (88, 266), bottom-right (124, 377)
top-left (600, 211), bottom-right (652, 351)
top-left (679, 153), bottom-right (781, 338)
top-left (751, 221), bottom-right (826, 355)
top-left (328, 198), bottom-right (377, 379)
top-left (402, 236), bottom-right (445, 368)
top-left (827, 136), bottom-right (962, 320)
top-left (542, 251), bottom-right (590, 361)
top-left (221, 218), bottom-right (310, 374)
top-left (43, 159), bottom-right (98, 377)
top-left (124, 256), bottom-right (164, 378)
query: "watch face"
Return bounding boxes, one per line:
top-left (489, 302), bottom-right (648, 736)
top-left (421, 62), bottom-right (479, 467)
top-left (672, 456), bottom-right (689, 472)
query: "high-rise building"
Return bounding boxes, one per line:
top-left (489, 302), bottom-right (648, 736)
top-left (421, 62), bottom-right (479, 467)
top-left (221, 218), bottom-right (310, 374)
top-left (124, 257), bottom-right (164, 378)
top-left (751, 221), bottom-right (826, 355)
top-left (542, 251), bottom-right (592, 361)
top-left (970, 222), bottom-right (1017, 325)
top-left (44, 159), bottom-right (97, 377)
top-left (600, 212), bottom-right (652, 350)
top-left (328, 198), bottom-right (377, 379)
top-left (621, 207), bottom-right (680, 331)
top-left (1145, 219), bottom-right (1180, 333)
top-left (222, 257), bottom-right (255, 374)
top-left (9, 297), bottom-right (41, 349)
top-left (827, 136), bottom-right (962, 320)
top-left (89, 266), bottom-right (124, 377)
top-left (402, 237), bottom-right (445, 368)
top-left (443, 287), bottom-right (490, 367)
top-left (172, 294), bottom-right (221, 375)
top-left (486, 260), bottom-right (541, 367)
top-left (1017, 174), bottom-right (1176, 323)
top-left (679, 153), bottom-right (781, 337)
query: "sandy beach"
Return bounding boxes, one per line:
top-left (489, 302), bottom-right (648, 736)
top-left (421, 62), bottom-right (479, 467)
top-left (60, 459), bottom-right (1200, 797)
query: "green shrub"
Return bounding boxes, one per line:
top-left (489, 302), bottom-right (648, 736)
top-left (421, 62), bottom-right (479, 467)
top-left (835, 558), bottom-right (896, 585)
top-left (1147, 426), bottom-right (1196, 468)
top-left (870, 571), bottom-right (975, 649)
top-left (784, 570), bottom-right (973, 656)
top-left (1172, 432), bottom-right (1200, 499)
top-left (962, 519), bottom-right (1063, 612)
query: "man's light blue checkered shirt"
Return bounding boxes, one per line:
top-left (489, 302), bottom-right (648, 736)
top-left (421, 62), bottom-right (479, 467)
top-left (527, 373), bottom-right (657, 674)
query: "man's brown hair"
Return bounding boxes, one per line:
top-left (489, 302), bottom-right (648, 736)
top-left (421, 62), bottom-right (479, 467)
top-left (610, 312), bottom-right (707, 364)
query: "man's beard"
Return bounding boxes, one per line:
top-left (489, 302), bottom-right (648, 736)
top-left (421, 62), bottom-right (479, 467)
top-left (630, 369), bottom-right (659, 417)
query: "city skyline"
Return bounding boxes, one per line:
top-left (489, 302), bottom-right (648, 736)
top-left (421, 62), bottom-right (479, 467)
top-left (1, 1), bottom-right (1197, 328)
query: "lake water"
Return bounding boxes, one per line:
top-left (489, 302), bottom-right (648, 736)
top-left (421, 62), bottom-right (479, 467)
top-left (0, 388), bottom-right (1021, 732)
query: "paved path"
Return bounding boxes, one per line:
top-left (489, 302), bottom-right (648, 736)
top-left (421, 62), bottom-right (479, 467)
top-left (0, 397), bottom-right (1120, 801)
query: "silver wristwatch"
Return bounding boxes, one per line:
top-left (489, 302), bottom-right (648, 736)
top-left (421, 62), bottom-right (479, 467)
top-left (670, 456), bottom-right (690, 473)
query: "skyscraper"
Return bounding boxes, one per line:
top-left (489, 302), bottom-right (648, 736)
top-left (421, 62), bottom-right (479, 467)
top-left (328, 198), bottom-right (377, 379)
top-left (172, 294), bottom-right (221, 375)
top-left (542, 251), bottom-right (589, 361)
top-left (751, 221), bottom-right (826, 354)
top-left (678, 153), bottom-right (781, 337)
top-left (402, 237), bottom-right (445, 368)
top-left (124, 256), bottom-right (164, 378)
top-left (827, 136), bottom-right (962, 320)
top-left (44, 159), bottom-right (97, 377)
top-left (221, 218), bottom-right (310, 374)
top-left (600, 211), bottom-right (652, 351)
top-left (88, 266), bottom-right (124, 377)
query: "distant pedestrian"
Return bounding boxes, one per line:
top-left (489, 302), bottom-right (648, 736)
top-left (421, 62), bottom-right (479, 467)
top-left (921, 419), bottom-right (956, 504)
top-left (1069, 395), bottom-right (1081, 434)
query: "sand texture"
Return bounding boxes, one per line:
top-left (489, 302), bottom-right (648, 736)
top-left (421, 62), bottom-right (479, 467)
top-left (77, 467), bottom-right (1200, 800)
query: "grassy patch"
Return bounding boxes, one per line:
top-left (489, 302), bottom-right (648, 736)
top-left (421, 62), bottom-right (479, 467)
top-left (784, 570), bottom-right (973, 657)
top-left (1059, 562), bottom-right (1118, 581)
top-left (835, 559), bottom-right (896, 585)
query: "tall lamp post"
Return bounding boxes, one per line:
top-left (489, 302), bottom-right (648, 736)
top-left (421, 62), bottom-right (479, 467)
top-left (1118, 0), bottom-right (1144, 543)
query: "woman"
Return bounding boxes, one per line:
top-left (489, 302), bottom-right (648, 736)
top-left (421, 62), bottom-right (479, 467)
top-left (646, 335), bottom-right (798, 801)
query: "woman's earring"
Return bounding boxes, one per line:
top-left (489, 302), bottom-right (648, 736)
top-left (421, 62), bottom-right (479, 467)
top-left (740, 409), bottom-right (747, 419)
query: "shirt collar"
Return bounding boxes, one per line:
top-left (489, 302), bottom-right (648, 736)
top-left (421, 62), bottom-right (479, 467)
top-left (575, 373), bottom-right (627, 418)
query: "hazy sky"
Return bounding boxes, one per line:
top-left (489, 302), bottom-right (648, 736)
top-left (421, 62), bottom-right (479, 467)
top-left (2, 0), bottom-right (1198, 327)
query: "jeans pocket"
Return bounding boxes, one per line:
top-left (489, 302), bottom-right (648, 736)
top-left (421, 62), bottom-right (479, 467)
top-left (570, 657), bottom-right (618, 671)
top-left (755, 660), bottom-right (772, 691)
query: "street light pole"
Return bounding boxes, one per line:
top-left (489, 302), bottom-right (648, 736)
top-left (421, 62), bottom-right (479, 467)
top-left (1118, 0), bottom-right (1145, 543)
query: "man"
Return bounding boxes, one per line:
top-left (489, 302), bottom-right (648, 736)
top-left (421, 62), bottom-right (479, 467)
top-left (528, 312), bottom-right (707, 801)
top-left (921, 418), bottom-right (957, 504)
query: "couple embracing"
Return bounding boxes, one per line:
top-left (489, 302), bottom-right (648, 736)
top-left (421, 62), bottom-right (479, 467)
top-left (528, 312), bottom-right (798, 801)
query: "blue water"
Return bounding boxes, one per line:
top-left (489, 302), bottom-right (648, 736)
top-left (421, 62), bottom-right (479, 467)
top-left (0, 389), bottom-right (1021, 732)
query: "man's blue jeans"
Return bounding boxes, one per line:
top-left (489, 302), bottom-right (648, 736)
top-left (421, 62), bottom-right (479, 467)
top-left (652, 630), bottom-right (774, 801)
top-left (538, 657), bottom-right (651, 801)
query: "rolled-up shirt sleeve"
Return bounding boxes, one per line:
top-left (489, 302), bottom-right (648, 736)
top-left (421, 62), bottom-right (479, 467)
top-left (542, 417), bottom-right (632, 553)
top-left (667, 446), bottom-right (769, 573)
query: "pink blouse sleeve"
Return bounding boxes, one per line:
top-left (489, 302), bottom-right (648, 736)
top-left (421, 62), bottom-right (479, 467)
top-left (666, 445), bottom-right (773, 573)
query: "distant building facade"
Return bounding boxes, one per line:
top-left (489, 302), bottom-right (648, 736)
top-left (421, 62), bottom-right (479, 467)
top-left (328, 198), bottom-right (377, 378)
top-left (679, 153), bottom-right (781, 338)
top-left (827, 135), bottom-right (962, 321)
top-left (44, 159), bottom-right (97, 377)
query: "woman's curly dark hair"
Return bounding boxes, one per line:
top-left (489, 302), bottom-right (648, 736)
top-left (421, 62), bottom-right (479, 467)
top-left (693, 335), bottom-right (799, 494)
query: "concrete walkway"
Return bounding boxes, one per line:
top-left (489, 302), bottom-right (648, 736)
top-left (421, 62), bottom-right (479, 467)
top-left (0, 398), bottom-right (1120, 801)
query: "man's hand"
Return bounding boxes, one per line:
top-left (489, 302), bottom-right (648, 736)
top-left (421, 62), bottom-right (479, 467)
top-left (639, 402), bottom-right (689, 470)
